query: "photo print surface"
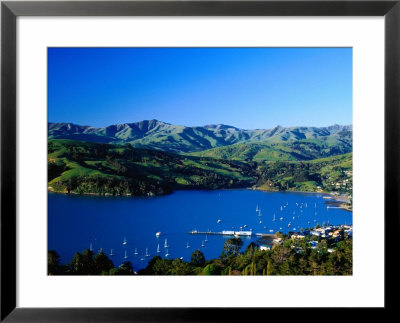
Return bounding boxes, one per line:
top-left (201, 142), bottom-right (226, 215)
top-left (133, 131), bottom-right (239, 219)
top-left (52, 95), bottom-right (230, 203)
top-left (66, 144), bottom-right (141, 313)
top-left (47, 47), bottom-right (353, 276)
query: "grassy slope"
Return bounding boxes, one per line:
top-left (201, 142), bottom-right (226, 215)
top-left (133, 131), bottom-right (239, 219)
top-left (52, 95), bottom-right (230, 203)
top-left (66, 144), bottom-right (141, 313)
top-left (48, 139), bottom-right (256, 196)
top-left (255, 153), bottom-right (352, 194)
top-left (189, 138), bottom-right (352, 162)
top-left (48, 139), bottom-right (352, 197)
top-left (49, 121), bottom-right (352, 156)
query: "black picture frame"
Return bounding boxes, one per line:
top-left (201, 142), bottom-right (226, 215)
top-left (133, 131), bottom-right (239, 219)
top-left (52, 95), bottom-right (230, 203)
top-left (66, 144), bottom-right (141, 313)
top-left (1, 0), bottom-right (398, 321)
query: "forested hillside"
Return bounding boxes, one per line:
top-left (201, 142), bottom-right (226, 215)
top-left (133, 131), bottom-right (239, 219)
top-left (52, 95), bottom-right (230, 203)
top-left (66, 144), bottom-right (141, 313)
top-left (48, 139), bottom-right (352, 197)
top-left (48, 139), bottom-right (256, 196)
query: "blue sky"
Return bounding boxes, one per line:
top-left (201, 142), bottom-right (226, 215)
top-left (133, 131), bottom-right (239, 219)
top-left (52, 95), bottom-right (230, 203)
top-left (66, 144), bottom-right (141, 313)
top-left (48, 47), bottom-right (352, 129)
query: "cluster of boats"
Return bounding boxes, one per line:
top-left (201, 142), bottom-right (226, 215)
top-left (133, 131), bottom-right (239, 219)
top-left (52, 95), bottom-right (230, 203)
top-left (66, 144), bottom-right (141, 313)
top-left (258, 201), bottom-right (320, 231)
top-left (213, 202), bottom-right (321, 235)
top-left (97, 232), bottom-right (197, 263)
top-left (255, 205), bottom-right (275, 233)
top-left (120, 236), bottom-right (173, 260)
top-left (88, 200), bottom-right (328, 265)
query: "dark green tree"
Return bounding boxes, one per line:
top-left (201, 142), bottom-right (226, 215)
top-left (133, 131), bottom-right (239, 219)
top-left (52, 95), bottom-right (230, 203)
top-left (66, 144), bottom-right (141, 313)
top-left (244, 242), bottom-right (259, 255)
top-left (48, 250), bottom-right (63, 275)
top-left (94, 251), bottom-right (114, 274)
top-left (202, 263), bottom-right (219, 275)
top-left (190, 250), bottom-right (206, 267)
top-left (66, 249), bottom-right (95, 275)
top-left (221, 237), bottom-right (243, 258)
top-left (117, 261), bottom-right (135, 275)
top-left (170, 259), bottom-right (193, 275)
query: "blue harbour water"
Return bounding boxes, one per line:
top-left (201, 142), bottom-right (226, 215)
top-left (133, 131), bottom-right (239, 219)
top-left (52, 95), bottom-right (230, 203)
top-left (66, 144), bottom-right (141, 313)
top-left (48, 189), bottom-right (352, 272)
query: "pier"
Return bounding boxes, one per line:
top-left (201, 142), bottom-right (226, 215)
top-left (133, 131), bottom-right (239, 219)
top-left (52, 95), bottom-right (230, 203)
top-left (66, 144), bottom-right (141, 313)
top-left (188, 230), bottom-right (276, 238)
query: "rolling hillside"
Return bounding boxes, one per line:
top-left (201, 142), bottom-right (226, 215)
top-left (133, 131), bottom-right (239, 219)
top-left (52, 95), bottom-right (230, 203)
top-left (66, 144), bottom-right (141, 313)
top-left (189, 137), bottom-right (351, 162)
top-left (256, 153), bottom-right (352, 194)
top-left (49, 120), bottom-right (352, 158)
top-left (48, 139), bottom-right (352, 197)
top-left (48, 139), bottom-right (256, 196)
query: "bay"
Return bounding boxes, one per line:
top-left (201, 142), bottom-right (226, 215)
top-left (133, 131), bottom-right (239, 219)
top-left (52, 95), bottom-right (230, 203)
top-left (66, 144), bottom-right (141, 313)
top-left (48, 189), bottom-right (352, 272)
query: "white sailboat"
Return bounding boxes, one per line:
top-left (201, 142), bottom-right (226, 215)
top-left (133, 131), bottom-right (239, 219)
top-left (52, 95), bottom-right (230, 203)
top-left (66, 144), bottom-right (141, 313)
top-left (134, 248), bottom-right (138, 255)
top-left (110, 249), bottom-right (115, 257)
top-left (156, 244), bottom-right (161, 253)
top-left (145, 248), bottom-right (150, 257)
top-left (272, 214), bottom-right (276, 221)
top-left (124, 250), bottom-right (128, 260)
top-left (201, 241), bottom-right (205, 247)
top-left (186, 242), bottom-right (190, 248)
top-left (165, 249), bottom-right (170, 257)
top-left (122, 237), bottom-right (127, 245)
top-left (89, 243), bottom-right (93, 251)
top-left (164, 238), bottom-right (169, 248)
top-left (205, 235), bottom-right (208, 243)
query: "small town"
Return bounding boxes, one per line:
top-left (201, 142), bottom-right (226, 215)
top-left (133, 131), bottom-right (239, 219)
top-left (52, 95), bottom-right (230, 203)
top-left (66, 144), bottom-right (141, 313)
top-left (267, 224), bottom-right (353, 253)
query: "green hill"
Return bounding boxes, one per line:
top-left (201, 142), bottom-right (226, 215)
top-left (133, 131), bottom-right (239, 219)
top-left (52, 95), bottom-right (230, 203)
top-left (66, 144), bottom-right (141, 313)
top-left (48, 139), bottom-right (352, 197)
top-left (189, 137), bottom-right (351, 162)
top-left (48, 139), bottom-right (256, 196)
top-left (49, 120), bottom-right (352, 158)
top-left (255, 153), bottom-right (352, 194)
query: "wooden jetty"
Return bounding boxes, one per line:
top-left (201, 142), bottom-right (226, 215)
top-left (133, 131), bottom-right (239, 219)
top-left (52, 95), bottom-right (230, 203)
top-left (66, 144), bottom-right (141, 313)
top-left (188, 230), bottom-right (276, 238)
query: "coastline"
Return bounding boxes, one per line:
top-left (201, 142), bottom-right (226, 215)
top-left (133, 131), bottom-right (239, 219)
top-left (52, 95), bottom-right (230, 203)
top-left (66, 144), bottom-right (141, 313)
top-left (253, 186), bottom-right (352, 212)
top-left (48, 188), bottom-right (165, 197)
top-left (48, 186), bottom-right (352, 212)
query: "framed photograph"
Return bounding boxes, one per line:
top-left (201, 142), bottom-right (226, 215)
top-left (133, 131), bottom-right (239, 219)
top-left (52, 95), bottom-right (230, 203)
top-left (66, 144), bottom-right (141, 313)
top-left (1, 0), bottom-right (398, 320)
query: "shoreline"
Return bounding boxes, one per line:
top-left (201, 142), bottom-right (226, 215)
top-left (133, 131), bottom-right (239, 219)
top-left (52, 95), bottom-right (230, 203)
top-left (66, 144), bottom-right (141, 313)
top-left (48, 186), bottom-right (353, 212)
top-left (252, 186), bottom-right (352, 212)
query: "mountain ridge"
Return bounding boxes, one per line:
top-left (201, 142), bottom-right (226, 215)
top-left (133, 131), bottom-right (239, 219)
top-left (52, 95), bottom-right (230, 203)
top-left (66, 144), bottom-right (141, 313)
top-left (48, 120), bottom-right (352, 158)
top-left (49, 119), bottom-right (352, 134)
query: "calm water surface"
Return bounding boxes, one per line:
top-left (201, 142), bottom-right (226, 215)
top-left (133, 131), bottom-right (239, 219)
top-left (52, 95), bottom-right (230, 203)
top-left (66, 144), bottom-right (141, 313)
top-left (48, 189), bottom-right (352, 271)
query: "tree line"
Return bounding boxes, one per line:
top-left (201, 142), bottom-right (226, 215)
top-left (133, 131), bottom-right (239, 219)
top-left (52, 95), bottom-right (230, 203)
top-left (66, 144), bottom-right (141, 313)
top-left (49, 233), bottom-right (352, 276)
